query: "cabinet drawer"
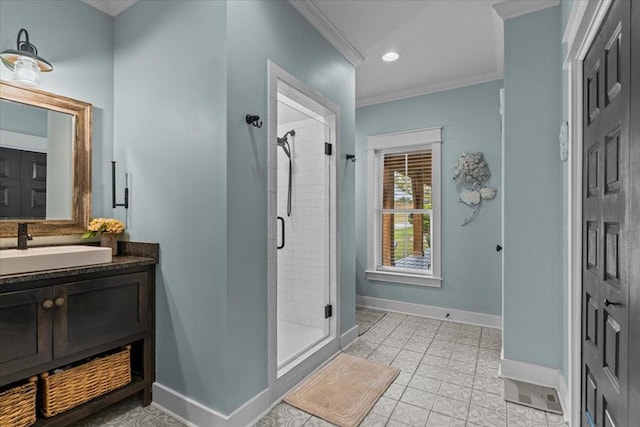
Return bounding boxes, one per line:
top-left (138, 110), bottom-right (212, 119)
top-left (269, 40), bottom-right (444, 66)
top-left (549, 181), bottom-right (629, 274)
top-left (0, 288), bottom-right (52, 377)
top-left (53, 272), bottom-right (149, 358)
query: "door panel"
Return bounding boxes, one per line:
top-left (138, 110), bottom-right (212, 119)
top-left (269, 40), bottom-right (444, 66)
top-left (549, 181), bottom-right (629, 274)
top-left (0, 147), bottom-right (47, 219)
top-left (0, 287), bottom-right (52, 378)
top-left (20, 150), bottom-right (47, 219)
top-left (628, 2), bottom-right (640, 426)
top-left (53, 272), bottom-right (148, 358)
top-left (0, 147), bottom-right (22, 219)
top-left (581, 1), bottom-right (630, 426)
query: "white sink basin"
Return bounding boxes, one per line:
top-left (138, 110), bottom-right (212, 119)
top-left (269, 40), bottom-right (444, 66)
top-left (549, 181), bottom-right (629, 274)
top-left (0, 245), bottom-right (113, 275)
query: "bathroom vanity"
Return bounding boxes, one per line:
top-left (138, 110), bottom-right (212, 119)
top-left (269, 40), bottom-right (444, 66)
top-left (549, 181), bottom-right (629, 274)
top-left (0, 242), bottom-right (158, 426)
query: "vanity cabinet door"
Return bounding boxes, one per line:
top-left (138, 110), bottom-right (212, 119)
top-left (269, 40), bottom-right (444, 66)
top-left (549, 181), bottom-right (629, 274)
top-left (52, 272), bottom-right (149, 358)
top-left (0, 287), bottom-right (53, 379)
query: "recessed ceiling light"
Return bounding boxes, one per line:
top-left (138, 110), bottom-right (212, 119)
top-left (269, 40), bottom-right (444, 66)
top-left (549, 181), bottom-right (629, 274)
top-left (382, 51), bottom-right (400, 62)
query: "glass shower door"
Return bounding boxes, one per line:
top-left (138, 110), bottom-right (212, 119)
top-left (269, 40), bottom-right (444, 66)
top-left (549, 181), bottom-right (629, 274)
top-left (275, 102), bottom-right (331, 374)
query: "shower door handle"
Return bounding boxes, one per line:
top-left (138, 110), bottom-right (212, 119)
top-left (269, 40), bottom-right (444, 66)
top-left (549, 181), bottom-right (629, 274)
top-left (277, 216), bottom-right (285, 249)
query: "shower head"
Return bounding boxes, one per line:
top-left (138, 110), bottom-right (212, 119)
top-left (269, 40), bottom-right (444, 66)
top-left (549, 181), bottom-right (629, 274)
top-left (277, 129), bottom-right (295, 158)
top-left (277, 129), bottom-right (295, 146)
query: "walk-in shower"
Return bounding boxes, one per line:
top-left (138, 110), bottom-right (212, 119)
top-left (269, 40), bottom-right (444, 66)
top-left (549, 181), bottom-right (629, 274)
top-left (267, 69), bottom-right (339, 390)
top-left (275, 104), bottom-right (329, 373)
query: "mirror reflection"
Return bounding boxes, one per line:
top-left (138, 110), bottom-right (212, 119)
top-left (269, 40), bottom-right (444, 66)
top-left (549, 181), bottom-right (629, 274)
top-left (0, 99), bottom-right (74, 220)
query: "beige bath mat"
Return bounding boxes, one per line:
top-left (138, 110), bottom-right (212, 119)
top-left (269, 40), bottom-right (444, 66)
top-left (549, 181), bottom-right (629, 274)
top-left (284, 353), bottom-right (399, 427)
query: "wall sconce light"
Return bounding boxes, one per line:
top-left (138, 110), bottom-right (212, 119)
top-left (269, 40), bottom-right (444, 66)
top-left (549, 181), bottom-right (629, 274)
top-left (1, 29), bottom-right (53, 86)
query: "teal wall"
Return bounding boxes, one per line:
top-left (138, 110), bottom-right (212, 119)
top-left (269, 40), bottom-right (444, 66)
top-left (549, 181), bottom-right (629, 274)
top-left (502, 6), bottom-right (563, 369)
top-left (225, 0), bottom-right (355, 412)
top-left (114, 0), bottom-right (354, 414)
top-left (0, 0), bottom-right (114, 216)
top-left (561, 0), bottom-right (574, 383)
top-left (114, 0), bottom-right (228, 412)
top-left (356, 80), bottom-right (503, 316)
top-left (0, 101), bottom-right (48, 136)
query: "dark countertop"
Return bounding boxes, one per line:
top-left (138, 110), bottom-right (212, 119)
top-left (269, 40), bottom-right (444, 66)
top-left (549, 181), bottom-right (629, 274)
top-left (0, 241), bottom-right (159, 286)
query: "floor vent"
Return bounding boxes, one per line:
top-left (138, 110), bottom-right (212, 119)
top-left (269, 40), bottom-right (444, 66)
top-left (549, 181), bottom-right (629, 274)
top-left (504, 378), bottom-right (563, 415)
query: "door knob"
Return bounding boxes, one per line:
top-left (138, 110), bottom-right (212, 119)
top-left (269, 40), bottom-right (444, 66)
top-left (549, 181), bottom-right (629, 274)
top-left (54, 297), bottom-right (65, 307)
top-left (603, 299), bottom-right (621, 307)
top-left (42, 299), bottom-right (53, 309)
top-left (496, 245), bottom-right (503, 252)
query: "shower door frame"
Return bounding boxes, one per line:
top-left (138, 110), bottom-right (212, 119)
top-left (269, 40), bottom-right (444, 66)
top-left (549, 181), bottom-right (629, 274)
top-left (266, 61), bottom-right (341, 401)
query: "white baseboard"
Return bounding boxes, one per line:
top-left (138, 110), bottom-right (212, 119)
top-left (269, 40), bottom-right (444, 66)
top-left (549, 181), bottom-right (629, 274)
top-left (499, 357), bottom-right (562, 388)
top-left (152, 382), bottom-right (271, 427)
top-left (356, 295), bottom-right (502, 329)
top-left (499, 357), bottom-right (570, 421)
top-left (557, 375), bottom-right (570, 425)
top-left (340, 325), bottom-right (358, 348)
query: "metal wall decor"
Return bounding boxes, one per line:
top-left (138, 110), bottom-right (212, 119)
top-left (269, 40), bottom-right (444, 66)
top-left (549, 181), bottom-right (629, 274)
top-left (452, 152), bottom-right (496, 226)
top-left (559, 121), bottom-right (568, 161)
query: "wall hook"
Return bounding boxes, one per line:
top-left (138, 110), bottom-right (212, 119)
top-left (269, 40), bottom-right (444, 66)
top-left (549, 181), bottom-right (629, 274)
top-left (112, 161), bottom-right (129, 209)
top-left (245, 114), bottom-right (262, 128)
top-left (346, 154), bottom-right (356, 163)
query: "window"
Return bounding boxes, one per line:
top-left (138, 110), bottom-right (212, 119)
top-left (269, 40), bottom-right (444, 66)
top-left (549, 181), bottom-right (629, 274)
top-left (366, 128), bottom-right (442, 287)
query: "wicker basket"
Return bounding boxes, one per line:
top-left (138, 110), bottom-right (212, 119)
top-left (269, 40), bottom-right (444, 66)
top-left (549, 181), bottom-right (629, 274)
top-left (40, 346), bottom-right (131, 418)
top-left (0, 376), bottom-right (37, 427)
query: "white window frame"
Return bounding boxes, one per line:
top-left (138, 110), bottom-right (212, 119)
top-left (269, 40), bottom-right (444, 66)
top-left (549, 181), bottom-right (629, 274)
top-left (366, 127), bottom-right (442, 287)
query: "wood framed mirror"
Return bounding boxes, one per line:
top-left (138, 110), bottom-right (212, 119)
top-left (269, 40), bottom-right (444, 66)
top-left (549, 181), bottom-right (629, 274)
top-left (0, 80), bottom-right (91, 237)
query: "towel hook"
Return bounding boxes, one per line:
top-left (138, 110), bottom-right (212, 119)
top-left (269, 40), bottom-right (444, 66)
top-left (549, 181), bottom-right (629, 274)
top-left (245, 114), bottom-right (262, 128)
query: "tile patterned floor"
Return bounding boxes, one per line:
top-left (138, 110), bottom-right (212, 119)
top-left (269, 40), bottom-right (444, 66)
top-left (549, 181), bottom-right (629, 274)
top-left (68, 397), bottom-right (184, 426)
top-left (257, 311), bottom-right (567, 427)
top-left (356, 306), bottom-right (387, 335)
top-left (67, 309), bottom-right (567, 427)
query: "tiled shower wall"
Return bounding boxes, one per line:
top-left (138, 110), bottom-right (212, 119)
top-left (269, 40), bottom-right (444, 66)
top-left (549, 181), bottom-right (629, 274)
top-left (277, 119), bottom-right (328, 330)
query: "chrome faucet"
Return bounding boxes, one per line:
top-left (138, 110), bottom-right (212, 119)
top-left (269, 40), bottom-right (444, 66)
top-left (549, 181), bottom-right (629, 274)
top-left (17, 223), bottom-right (33, 250)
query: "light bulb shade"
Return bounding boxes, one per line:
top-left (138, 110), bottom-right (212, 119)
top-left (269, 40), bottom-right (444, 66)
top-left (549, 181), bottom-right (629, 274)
top-left (0, 29), bottom-right (53, 75)
top-left (12, 56), bottom-right (41, 86)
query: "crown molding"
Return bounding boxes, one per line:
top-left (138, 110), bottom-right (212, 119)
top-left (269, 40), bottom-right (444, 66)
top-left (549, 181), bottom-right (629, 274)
top-left (287, 0), bottom-right (364, 67)
top-left (82, 0), bottom-right (137, 17)
top-left (492, 0), bottom-right (560, 21)
top-left (356, 71), bottom-right (503, 108)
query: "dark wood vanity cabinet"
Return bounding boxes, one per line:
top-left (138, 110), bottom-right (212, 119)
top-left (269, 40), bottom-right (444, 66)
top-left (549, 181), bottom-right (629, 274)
top-left (0, 258), bottom-right (156, 426)
top-left (53, 272), bottom-right (148, 359)
top-left (0, 287), bottom-right (53, 375)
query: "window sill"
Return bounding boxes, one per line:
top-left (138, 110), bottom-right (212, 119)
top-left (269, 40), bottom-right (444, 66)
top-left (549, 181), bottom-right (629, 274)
top-left (365, 270), bottom-right (442, 288)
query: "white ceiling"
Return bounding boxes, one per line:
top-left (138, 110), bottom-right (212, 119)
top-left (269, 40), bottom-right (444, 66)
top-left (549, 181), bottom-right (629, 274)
top-left (81, 0), bottom-right (558, 107)
top-left (311, 0), bottom-right (504, 106)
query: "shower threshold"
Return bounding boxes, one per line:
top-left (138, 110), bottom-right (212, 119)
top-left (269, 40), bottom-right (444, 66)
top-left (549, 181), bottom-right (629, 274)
top-left (277, 320), bottom-right (328, 376)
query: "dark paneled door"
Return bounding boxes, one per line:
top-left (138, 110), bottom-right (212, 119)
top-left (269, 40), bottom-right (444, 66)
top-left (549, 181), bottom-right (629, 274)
top-left (0, 147), bottom-right (47, 219)
top-left (20, 150), bottom-right (47, 219)
top-left (0, 147), bottom-right (22, 218)
top-left (628, 2), bottom-right (640, 425)
top-left (581, 1), bottom-right (631, 426)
